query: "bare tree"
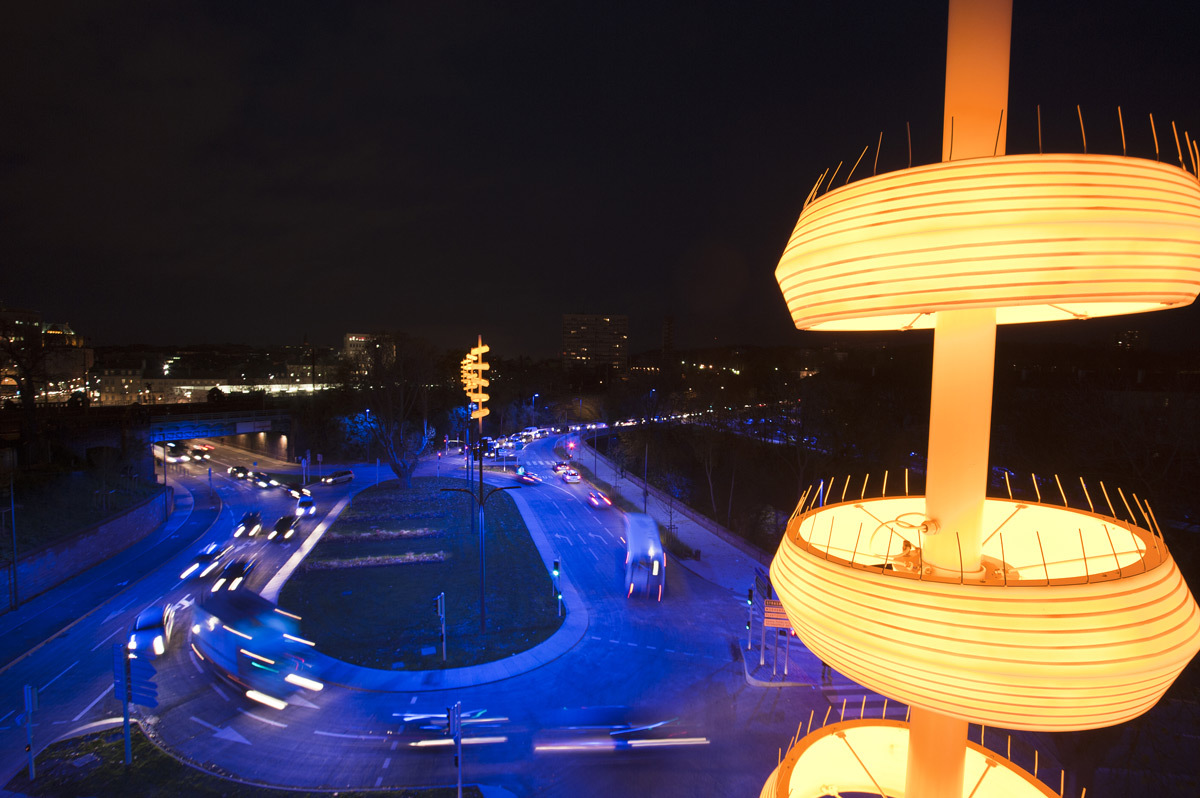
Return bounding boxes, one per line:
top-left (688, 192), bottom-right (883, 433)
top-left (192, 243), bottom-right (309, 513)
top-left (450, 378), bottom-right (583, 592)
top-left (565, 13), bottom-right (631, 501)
top-left (355, 335), bottom-right (437, 488)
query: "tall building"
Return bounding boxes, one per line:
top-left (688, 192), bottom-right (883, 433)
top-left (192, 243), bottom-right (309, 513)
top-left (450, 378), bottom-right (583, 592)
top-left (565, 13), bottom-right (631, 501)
top-left (561, 314), bottom-right (628, 375)
top-left (342, 333), bottom-right (395, 377)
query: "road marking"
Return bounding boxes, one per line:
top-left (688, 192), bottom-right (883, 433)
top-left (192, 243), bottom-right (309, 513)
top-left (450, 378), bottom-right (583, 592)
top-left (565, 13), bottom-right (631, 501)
top-left (375, 777), bottom-right (383, 788)
top-left (73, 684), bottom-right (114, 721)
top-left (646, 646), bottom-right (657, 650)
top-left (608, 639), bottom-right (620, 644)
top-left (189, 646), bottom-right (204, 674)
top-left (391, 740), bottom-right (399, 751)
top-left (665, 649), bottom-right (676, 653)
top-left (191, 716), bottom-right (218, 731)
top-left (383, 757), bottom-right (391, 769)
top-left (41, 661), bottom-right (78, 692)
top-left (626, 642), bottom-right (638, 647)
top-left (239, 708), bottom-right (286, 728)
top-left (586, 547), bottom-right (598, 560)
top-left (590, 636), bottom-right (602, 641)
top-left (90, 628), bottom-right (120, 651)
top-left (211, 684), bottom-right (230, 701)
top-left (314, 730), bottom-right (379, 740)
top-left (409, 696), bottom-right (417, 704)
top-left (0, 710), bottom-right (14, 723)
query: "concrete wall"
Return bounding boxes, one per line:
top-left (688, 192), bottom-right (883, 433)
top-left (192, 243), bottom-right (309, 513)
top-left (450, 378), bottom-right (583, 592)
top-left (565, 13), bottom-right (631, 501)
top-left (222, 431), bottom-right (290, 463)
top-left (1, 487), bottom-right (172, 612)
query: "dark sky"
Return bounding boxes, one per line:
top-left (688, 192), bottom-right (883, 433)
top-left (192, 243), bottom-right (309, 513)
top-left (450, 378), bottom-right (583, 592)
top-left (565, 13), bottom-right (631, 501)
top-left (4, 1), bottom-right (1199, 358)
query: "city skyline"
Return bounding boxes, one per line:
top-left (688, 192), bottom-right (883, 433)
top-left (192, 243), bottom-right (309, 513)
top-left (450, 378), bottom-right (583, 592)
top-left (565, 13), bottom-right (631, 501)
top-left (5, 1), bottom-right (1200, 359)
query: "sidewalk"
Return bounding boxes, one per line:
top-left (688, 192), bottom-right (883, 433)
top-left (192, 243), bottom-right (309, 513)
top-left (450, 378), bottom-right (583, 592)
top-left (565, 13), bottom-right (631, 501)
top-left (0, 475), bottom-right (216, 675)
top-left (570, 437), bottom-right (772, 596)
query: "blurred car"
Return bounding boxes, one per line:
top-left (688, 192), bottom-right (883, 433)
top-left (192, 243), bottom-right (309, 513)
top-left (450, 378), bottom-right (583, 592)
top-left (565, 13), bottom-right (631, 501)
top-left (128, 604), bottom-right (177, 658)
top-left (190, 447), bottom-right (212, 461)
top-left (552, 462), bottom-right (570, 474)
top-left (234, 511), bottom-right (263, 537)
top-left (280, 481), bottom-right (312, 498)
top-left (322, 470), bottom-right (355, 485)
top-left (561, 469), bottom-right (581, 484)
top-left (228, 465), bottom-right (249, 479)
top-left (517, 471), bottom-right (542, 485)
top-left (180, 542), bottom-right (233, 579)
top-left (268, 514), bottom-right (300, 541)
top-left (296, 496), bottom-right (316, 516)
top-left (212, 558), bottom-right (256, 591)
top-left (251, 472), bottom-right (273, 489)
top-left (587, 490), bottom-right (612, 508)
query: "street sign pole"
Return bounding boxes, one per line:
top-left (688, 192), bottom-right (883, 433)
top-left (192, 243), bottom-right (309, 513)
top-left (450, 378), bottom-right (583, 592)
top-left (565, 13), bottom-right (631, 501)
top-left (23, 684), bottom-right (37, 778)
top-left (436, 592), bottom-right (446, 662)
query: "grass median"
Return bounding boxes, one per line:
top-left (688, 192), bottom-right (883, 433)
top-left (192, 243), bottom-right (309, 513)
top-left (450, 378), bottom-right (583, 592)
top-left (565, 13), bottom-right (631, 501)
top-left (279, 476), bottom-right (562, 670)
top-left (4, 726), bottom-right (478, 797)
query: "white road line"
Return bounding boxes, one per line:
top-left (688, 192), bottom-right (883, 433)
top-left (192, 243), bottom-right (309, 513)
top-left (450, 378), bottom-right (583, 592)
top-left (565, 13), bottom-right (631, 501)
top-left (646, 646), bottom-right (657, 650)
top-left (391, 740), bottom-right (399, 751)
top-left (211, 684), bottom-right (230, 701)
top-left (383, 757), bottom-right (391, 768)
top-left (314, 730), bottom-right (379, 740)
top-left (41, 661), bottom-right (78, 692)
top-left (73, 684), bottom-right (114, 722)
top-left (238, 708), bottom-right (286, 728)
top-left (90, 628), bottom-right (121, 651)
top-left (626, 642), bottom-right (638, 647)
top-left (587, 548), bottom-right (598, 560)
top-left (191, 716), bottom-right (218, 731)
top-left (410, 696), bottom-right (417, 704)
top-left (0, 710), bottom-right (14, 723)
top-left (590, 636), bottom-right (601, 641)
top-left (608, 639), bottom-right (620, 644)
top-left (375, 777), bottom-right (383, 787)
top-left (665, 649), bottom-right (676, 653)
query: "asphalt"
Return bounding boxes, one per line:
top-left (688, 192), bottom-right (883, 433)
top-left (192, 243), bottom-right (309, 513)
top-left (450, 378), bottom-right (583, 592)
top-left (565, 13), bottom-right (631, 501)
top-left (2, 435), bottom-right (788, 693)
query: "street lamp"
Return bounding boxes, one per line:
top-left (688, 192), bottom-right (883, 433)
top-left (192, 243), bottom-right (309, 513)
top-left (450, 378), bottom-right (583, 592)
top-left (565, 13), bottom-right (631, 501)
top-left (532, 393), bottom-right (539, 416)
top-left (442, 483), bottom-right (520, 633)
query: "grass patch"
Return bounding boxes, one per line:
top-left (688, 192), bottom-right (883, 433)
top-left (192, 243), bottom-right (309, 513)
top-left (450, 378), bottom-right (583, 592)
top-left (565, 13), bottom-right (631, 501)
top-left (280, 476), bottom-right (562, 670)
top-left (8, 469), bottom-right (161, 555)
top-left (4, 726), bottom-right (477, 797)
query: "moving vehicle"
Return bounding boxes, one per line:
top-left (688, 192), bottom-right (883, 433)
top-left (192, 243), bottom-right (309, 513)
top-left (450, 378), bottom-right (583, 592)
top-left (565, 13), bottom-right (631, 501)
top-left (517, 469), bottom-right (542, 485)
top-left (128, 604), bottom-right (177, 658)
top-left (212, 558), bottom-right (257, 592)
top-left (552, 462), bottom-right (570, 474)
top-left (562, 469), bottom-right (581, 484)
top-left (269, 514), bottom-right (301, 541)
top-left (624, 514), bottom-right (666, 601)
top-left (153, 442), bottom-right (189, 463)
top-left (280, 481), bottom-right (311, 498)
top-left (180, 542), bottom-right (232, 580)
top-left (295, 496), bottom-right (316, 516)
top-left (235, 511), bottom-right (263, 537)
top-left (323, 470), bottom-right (354, 485)
top-left (587, 490), bottom-right (612, 508)
top-left (228, 465), bottom-right (249, 479)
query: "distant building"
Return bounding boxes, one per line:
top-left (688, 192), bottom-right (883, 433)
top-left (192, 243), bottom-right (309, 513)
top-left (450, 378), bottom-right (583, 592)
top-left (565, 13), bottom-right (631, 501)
top-left (562, 314), bottom-right (628, 376)
top-left (0, 307), bottom-right (93, 402)
top-left (343, 333), bottom-right (395, 376)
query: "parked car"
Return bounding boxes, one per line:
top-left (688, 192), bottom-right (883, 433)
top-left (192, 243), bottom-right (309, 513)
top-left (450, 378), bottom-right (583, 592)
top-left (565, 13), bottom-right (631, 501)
top-left (322, 470), bottom-right (355, 485)
top-left (234, 511), bottom-right (263, 537)
top-left (180, 542), bottom-right (232, 580)
top-left (128, 604), bottom-right (176, 658)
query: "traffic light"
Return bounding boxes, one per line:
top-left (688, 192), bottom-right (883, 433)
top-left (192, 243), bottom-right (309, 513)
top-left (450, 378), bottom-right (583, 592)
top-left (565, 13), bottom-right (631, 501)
top-left (552, 559), bottom-right (560, 578)
top-left (747, 588), bottom-right (754, 606)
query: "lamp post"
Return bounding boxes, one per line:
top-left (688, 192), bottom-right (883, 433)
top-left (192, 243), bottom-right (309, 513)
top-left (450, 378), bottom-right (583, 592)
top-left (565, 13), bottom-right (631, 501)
top-left (442, 484), bottom-right (520, 633)
top-left (531, 393), bottom-right (539, 418)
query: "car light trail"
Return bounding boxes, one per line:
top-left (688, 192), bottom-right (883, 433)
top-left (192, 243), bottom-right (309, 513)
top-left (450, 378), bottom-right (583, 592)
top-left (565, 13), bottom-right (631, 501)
top-left (246, 690), bottom-right (288, 710)
top-left (284, 673), bottom-right (324, 691)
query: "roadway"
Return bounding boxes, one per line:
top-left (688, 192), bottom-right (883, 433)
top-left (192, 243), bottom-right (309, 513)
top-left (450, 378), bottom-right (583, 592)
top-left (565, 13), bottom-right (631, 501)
top-left (1, 437), bottom-right (818, 796)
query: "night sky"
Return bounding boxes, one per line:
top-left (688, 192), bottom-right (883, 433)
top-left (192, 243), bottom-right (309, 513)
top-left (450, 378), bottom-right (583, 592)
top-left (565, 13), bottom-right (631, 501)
top-left (4, 1), bottom-right (1199, 358)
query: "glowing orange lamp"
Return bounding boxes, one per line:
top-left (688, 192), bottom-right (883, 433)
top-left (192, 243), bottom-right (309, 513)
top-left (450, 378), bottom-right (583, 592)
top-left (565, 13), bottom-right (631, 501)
top-left (765, 0), bottom-right (1200, 796)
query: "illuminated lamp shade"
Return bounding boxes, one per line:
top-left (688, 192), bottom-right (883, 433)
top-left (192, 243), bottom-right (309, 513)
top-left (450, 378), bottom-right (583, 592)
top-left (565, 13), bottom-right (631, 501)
top-left (775, 154), bottom-right (1200, 331)
top-left (770, 497), bottom-right (1200, 731)
top-left (759, 720), bottom-right (1058, 798)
